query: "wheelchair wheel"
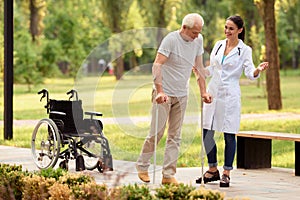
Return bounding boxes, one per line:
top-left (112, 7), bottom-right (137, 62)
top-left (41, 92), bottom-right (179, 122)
top-left (31, 118), bottom-right (61, 169)
top-left (80, 136), bottom-right (102, 170)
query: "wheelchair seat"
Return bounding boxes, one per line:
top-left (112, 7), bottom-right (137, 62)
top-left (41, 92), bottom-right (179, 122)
top-left (49, 99), bottom-right (83, 134)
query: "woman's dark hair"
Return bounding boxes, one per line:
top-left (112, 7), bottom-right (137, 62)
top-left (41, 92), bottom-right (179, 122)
top-left (227, 15), bottom-right (245, 41)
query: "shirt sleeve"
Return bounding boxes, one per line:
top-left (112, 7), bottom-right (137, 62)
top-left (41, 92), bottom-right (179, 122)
top-left (196, 34), bottom-right (204, 56)
top-left (157, 33), bottom-right (173, 58)
top-left (243, 46), bottom-right (259, 80)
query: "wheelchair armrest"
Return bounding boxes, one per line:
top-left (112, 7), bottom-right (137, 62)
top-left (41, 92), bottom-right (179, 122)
top-left (85, 111), bottom-right (103, 119)
top-left (50, 111), bottom-right (66, 116)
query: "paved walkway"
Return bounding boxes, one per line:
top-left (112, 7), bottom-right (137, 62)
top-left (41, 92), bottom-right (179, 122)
top-left (1, 145), bottom-right (300, 200)
top-left (1, 112), bottom-right (300, 127)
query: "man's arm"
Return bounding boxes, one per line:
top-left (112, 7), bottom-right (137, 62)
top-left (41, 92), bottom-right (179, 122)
top-left (152, 53), bottom-right (169, 104)
top-left (194, 55), bottom-right (212, 103)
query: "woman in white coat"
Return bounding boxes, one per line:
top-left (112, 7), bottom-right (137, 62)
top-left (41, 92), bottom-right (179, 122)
top-left (195, 15), bottom-right (268, 187)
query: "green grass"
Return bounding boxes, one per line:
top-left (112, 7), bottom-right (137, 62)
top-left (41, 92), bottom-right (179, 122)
top-left (0, 69), bottom-right (300, 169)
top-left (1, 119), bottom-right (299, 168)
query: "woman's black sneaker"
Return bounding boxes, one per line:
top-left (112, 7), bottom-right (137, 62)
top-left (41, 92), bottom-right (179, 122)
top-left (196, 170), bottom-right (220, 184)
top-left (219, 174), bottom-right (230, 187)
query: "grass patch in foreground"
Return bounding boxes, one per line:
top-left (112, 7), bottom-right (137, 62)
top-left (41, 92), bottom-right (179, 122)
top-left (1, 118), bottom-right (299, 169)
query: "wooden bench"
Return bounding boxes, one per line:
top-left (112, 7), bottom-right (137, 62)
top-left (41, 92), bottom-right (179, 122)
top-left (236, 131), bottom-right (300, 176)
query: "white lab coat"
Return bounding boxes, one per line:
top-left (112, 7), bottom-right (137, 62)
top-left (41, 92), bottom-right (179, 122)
top-left (203, 39), bottom-right (259, 134)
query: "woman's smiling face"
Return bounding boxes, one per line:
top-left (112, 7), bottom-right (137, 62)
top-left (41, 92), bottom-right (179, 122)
top-left (224, 20), bottom-right (242, 40)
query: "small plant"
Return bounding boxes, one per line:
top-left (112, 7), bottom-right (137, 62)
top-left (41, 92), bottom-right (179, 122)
top-left (35, 167), bottom-right (67, 180)
top-left (109, 183), bottom-right (153, 200)
top-left (155, 183), bottom-right (195, 200)
top-left (22, 174), bottom-right (56, 200)
top-left (188, 187), bottom-right (225, 200)
top-left (58, 172), bottom-right (94, 187)
top-left (71, 182), bottom-right (108, 200)
top-left (0, 164), bottom-right (26, 200)
top-left (48, 182), bottom-right (71, 200)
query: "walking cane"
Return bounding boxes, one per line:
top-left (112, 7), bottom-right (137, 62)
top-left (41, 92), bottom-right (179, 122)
top-left (200, 98), bottom-right (205, 187)
top-left (153, 102), bottom-right (159, 184)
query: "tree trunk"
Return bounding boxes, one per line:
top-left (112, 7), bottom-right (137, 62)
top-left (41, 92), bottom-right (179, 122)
top-left (29, 0), bottom-right (45, 43)
top-left (115, 53), bottom-right (124, 80)
top-left (257, 0), bottom-right (282, 110)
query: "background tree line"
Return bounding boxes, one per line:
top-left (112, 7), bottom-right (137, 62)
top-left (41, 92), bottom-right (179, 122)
top-left (1, 0), bottom-right (299, 109)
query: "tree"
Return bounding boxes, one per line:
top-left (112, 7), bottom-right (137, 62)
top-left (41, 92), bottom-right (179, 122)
top-left (29, 0), bottom-right (46, 43)
top-left (99, 0), bottom-right (132, 80)
top-left (255, 0), bottom-right (282, 110)
top-left (277, 0), bottom-right (300, 69)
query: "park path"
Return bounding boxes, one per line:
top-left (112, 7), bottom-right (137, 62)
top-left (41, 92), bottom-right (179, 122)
top-left (1, 112), bottom-right (300, 127)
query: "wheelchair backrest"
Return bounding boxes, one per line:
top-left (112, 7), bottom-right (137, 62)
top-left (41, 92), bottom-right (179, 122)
top-left (49, 99), bottom-right (83, 133)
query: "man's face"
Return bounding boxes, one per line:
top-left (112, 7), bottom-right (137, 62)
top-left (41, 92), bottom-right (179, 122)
top-left (182, 22), bottom-right (202, 41)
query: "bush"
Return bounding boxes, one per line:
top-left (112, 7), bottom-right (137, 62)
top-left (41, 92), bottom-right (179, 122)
top-left (22, 174), bottom-right (56, 199)
top-left (35, 167), bottom-right (67, 181)
top-left (71, 182), bottom-right (108, 200)
top-left (109, 183), bottom-right (152, 200)
top-left (0, 164), bottom-right (26, 200)
top-left (155, 183), bottom-right (196, 200)
top-left (0, 164), bottom-right (227, 200)
top-left (48, 182), bottom-right (71, 200)
top-left (189, 187), bottom-right (225, 200)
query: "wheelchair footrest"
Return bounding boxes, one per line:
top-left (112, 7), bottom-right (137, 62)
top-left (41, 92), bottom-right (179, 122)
top-left (76, 155), bottom-right (86, 171)
top-left (103, 154), bottom-right (113, 171)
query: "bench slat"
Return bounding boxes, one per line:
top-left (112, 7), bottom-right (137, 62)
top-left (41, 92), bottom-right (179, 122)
top-left (238, 131), bottom-right (300, 142)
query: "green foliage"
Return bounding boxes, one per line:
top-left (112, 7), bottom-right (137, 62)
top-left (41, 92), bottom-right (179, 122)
top-left (0, 164), bottom-right (26, 200)
top-left (2, 0), bottom-right (299, 89)
top-left (155, 183), bottom-right (195, 200)
top-left (189, 187), bottom-right (225, 200)
top-left (110, 183), bottom-right (153, 200)
top-left (35, 167), bottom-right (67, 181)
top-left (14, 31), bottom-right (43, 91)
top-left (59, 173), bottom-right (95, 187)
top-left (38, 40), bottom-right (63, 77)
top-left (0, 164), bottom-right (226, 200)
top-left (71, 182), bottom-right (108, 200)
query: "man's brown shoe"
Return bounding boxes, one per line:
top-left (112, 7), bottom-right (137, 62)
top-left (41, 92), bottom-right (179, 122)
top-left (136, 164), bottom-right (150, 183)
top-left (137, 171), bottom-right (150, 183)
top-left (161, 177), bottom-right (178, 185)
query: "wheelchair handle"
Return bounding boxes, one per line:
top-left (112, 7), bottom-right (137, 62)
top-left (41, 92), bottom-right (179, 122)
top-left (38, 89), bottom-right (50, 113)
top-left (67, 89), bottom-right (78, 101)
top-left (38, 89), bottom-right (49, 102)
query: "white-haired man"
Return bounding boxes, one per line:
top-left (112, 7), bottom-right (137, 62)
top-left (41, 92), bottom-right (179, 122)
top-left (136, 13), bottom-right (212, 185)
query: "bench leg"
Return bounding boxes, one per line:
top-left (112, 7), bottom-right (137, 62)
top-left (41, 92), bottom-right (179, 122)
top-left (237, 137), bottom-right (272, 169)
top-left (295, 141), bottom-right (300, 176)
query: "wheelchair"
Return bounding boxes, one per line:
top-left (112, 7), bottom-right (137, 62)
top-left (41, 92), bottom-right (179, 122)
top-left (31, 89), bottom-right (113, 172)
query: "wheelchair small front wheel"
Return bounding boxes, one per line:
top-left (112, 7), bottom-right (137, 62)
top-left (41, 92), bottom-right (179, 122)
top-left (31, 118), bottom-right (61, 169)
top-left (80, 138), bottom-right (102, 170)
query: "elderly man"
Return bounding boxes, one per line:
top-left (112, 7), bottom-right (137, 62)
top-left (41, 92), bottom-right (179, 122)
top-left (136, 13), bottom-right (211, 185)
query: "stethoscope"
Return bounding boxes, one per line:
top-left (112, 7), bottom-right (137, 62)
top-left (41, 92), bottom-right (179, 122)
top-left (215, 44), bottom-right (241, 56)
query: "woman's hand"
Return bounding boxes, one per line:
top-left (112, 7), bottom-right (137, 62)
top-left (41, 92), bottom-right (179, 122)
top-left (257, 62), bottom-right (269, 72)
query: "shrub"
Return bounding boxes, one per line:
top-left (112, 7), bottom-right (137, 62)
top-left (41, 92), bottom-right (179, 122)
top-left (35, 167), bottom-right (67, 181)
top-left (58, 172), bottom-right (94, 187)
top-left (22, 174), bottom-right (56, 200)
top-left (109, 183), bottom-right (153, 200)
top-left (0, 164), bottom-right (26, 200)
top-left (188, 187), bottom-right (225, 200)
top-left (71, 182), bottom-right (108, 200)
top-left (155, 183), bottom-right (195, 200)
top-left (48, 182), bottom-right (71, 200)
top-left (0, 164), bottom-right (227, 200)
